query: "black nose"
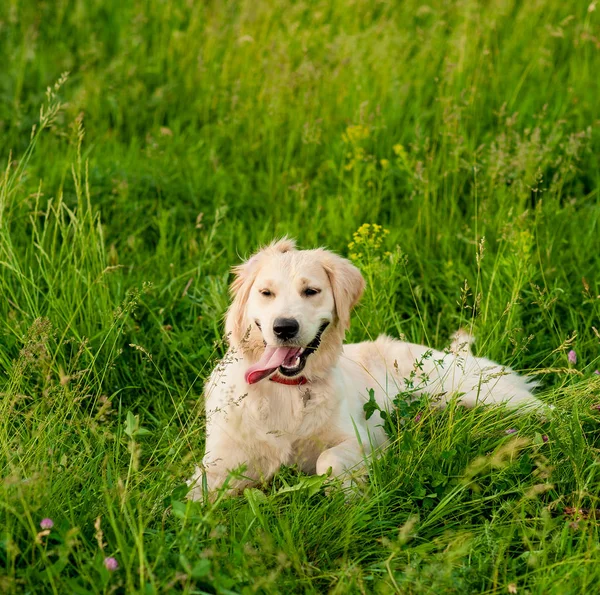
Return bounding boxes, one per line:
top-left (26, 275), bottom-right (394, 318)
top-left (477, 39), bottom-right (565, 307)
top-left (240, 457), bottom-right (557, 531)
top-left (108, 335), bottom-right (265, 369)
top-left (273, 317), bottom-right (299, 341)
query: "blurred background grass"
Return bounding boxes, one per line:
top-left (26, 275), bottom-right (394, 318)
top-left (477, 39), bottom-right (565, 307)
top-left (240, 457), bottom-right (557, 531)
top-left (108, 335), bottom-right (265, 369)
top-left (1, 0), bottom-right (599, 593)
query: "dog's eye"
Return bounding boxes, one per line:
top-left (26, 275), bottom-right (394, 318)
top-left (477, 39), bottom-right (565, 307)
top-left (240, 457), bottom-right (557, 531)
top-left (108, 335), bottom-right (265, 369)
top-left (303, 288), bottom-right (321, 297)
top-left (259, 289), bottom-right (274, 297)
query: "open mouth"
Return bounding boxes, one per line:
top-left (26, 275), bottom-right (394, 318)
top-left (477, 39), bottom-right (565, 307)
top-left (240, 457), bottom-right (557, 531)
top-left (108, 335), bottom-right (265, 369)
top-left (277, 322), bottom-right (329, 377)
top-left (244, 322), bottom-right (329, 384)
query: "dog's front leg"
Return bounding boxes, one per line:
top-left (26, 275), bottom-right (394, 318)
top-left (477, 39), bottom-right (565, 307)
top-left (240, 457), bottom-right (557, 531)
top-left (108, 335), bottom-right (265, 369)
top-left (187, 452), bottom-right (249, 501)
top-left (188, 437), bottom-right (284, 501)
top-left (315, 438), bottom-right (371, 481)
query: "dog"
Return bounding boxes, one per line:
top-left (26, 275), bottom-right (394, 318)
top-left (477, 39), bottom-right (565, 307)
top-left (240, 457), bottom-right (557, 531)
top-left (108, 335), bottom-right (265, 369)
top-left (187, 238), bottom-right (542, 499)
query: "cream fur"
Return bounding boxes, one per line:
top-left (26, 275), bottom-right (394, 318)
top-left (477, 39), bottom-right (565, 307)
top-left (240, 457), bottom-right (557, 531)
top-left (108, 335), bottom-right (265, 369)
top-left (188, 240), bottom-right (543, 499)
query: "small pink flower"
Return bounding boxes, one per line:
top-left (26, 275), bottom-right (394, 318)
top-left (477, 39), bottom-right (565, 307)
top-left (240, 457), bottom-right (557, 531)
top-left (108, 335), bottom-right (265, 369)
top-left (40, 518), bottom-right (54, 530)
top-left (104, 557), bottom-right (118, 571)
top-left (414, 413), bottom-right (422, 423)
top-left (505, 428), bottom-right (517, 435)
top-left (542, 435), bottom-right (549, 443)
top-left (594, 370), bottom-right (599, 375)
top-left (568, 350), bottom-right (577, 364)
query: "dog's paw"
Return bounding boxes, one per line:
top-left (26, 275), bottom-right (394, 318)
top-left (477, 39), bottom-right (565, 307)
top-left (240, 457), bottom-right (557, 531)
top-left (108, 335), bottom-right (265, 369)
top-left (186, 466), bottom-right (207, 502)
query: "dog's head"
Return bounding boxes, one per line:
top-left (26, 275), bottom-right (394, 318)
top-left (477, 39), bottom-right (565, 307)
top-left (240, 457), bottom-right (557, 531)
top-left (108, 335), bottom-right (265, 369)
top-left (225, 238), bottom-right (365, 383)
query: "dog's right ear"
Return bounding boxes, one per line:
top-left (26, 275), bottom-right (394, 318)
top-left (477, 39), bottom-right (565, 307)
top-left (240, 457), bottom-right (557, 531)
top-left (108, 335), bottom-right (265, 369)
top-left (225, 238), bottom-right (297, 345)
top-left (225, 255), bottom-right (260, 346)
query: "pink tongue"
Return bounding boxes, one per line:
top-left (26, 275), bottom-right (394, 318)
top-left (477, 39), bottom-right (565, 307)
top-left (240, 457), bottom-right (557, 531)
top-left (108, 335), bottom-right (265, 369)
top-left (245, 346), bottom-right (301, 384)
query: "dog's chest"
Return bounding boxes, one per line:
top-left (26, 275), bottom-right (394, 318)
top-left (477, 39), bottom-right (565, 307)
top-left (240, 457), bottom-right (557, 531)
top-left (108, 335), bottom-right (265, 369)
top-left (245, 383), bottom-right (335, 437)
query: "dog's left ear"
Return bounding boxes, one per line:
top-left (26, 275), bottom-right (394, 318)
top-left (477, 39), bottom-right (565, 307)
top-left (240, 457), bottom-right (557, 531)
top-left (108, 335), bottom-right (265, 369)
top-left (319, 250), bottom-right (365, 330)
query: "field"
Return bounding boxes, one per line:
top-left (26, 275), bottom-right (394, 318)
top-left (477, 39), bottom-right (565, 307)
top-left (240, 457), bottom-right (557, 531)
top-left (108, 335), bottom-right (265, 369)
top-left (1, 0), bottom-right (600, 592)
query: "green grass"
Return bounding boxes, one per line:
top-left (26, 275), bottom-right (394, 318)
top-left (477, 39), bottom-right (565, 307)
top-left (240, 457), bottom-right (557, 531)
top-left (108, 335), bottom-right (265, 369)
top-left (1, 0), bottom-right (599, 592)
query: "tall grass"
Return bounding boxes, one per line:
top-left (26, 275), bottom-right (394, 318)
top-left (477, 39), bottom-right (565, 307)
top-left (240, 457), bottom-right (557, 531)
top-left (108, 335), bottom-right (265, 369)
top-left (0, 0), bottom-right (599, 592)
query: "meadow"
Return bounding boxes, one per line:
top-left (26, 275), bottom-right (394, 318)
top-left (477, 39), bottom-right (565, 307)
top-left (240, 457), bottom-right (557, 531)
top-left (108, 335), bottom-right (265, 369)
top-left (1, 0), bottom-right (599, 592)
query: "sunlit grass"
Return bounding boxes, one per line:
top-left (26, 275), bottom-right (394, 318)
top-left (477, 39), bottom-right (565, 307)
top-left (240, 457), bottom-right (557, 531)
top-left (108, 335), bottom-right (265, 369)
top-left (0, 0), bottom-right (599, 592)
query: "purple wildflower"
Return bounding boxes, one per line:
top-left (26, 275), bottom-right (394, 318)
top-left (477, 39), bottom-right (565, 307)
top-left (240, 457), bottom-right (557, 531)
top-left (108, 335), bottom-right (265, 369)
top-left (40, 518), bottom-right (54, 530)
top-left (568, 350), bottom-right (577, 365)
top-left (594, 370), bottom-right (599, 375)
top-left (505, 428), bottom-right (517, 435)
top-left (542, 435), bottom-right (549, 443)
top-left (414, 413), bottom-right (422, 423)
top-left (104, 557), bottom-right (119, 571)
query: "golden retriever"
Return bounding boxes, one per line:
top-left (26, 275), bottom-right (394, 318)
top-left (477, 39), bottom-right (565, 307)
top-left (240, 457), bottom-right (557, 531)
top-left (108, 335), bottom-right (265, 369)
top-left (188, 238), bottom-right (542, 499)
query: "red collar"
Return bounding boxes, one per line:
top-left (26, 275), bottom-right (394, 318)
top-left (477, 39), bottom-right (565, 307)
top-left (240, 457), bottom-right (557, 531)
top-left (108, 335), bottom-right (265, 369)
top-left (269, 373), bottom-right (307, 386)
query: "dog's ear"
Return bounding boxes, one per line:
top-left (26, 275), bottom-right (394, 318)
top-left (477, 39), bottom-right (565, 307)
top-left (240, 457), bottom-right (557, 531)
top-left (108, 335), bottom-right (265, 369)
top-left (225, 259), bottom-right (257, 345)
top-left (225, 238), bottom-right (297, 344)
top-left (320, 250), bottom-right (365, 331)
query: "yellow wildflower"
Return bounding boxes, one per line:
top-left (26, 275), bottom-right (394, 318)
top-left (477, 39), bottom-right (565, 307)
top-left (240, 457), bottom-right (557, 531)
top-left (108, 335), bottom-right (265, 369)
top-left (342, 124), bottom-right (370, 145)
